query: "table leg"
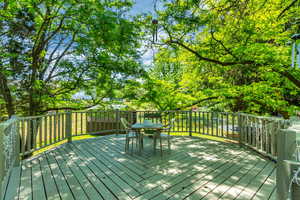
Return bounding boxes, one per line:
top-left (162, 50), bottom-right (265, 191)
top-left (139, 131), bottom-right (143, 154)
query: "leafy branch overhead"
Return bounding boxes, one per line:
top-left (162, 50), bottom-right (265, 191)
top-left (1, 0), bottom-right (300, 119)
top-left (0, 0), bottom-right (144, 117)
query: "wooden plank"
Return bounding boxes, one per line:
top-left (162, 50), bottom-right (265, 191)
top-left (98, 136), bottom-right (150, 164)
top-left (38, 154), bottom-right (61, 200)
top-left (184, 155), bottom-right (263, 200)
top-left (63, 144), bottom-right (131, 200)
top-left (268, 187), bottom-right (277, 200)
top-left (102, 136), bottom-right (200, 171)
top-left (4, 166), bottom-right (21, 200)
top-left (49, 149), bottom-right (99, 199)
top-left (45, 152), bottom-right (75, 200)
top-left (88, 139), bottom-right (146, 175)
top-left (18, 162), bottom-right (33, 200)
top-left (201, 157), bottom-right (265, 200)
top-left (150, 150), bottom-right (248, 200)
top-left (31, 158), bottom-right (47, 200)
top-left (72, 141), bottom-right (144, 194)
top-left (236, 164), bottom-right (276, 200)
top-left (49, 149), bottom-right (90, 200)
top-left (74, 140), bottom-right (143, 183)
top-left (8, 133), bottom-right (278, 200)
top-left (218, 160), bottom-right (270, 199)
top-left (67, 142), bottom-right (139, 198)
top-left (252, 168), bottom-right (276, 200)
top-left (136, 140), bottom-right (233, 181)
top-left (135, 144), bottom-right (246, 200)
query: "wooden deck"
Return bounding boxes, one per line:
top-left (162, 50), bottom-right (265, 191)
top-left (3, 135), bottom-right (276, 200)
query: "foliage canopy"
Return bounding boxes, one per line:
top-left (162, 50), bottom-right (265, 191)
top-left (1, 0), bottom-right (300, 119)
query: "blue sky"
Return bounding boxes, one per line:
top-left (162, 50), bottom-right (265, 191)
top-left (130, 1), bottom-right (162, 66)
top-left (130, 0), bottom-right (156, 15)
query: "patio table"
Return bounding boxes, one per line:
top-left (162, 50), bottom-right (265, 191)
top-left (132, 121), bottom-right (163, 153)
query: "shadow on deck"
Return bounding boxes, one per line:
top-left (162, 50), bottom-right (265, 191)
top-left (4, 135), bottom-right (276, 200)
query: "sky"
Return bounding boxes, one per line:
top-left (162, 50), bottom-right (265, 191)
top-left (73, 1), bottom-right (161, 100)
top-left (130, 0), bottom-right (157, 16)
top-left (129, 0), bottom-right (164, 66)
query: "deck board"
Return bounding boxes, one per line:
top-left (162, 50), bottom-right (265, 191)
top-left (70, 143), bottom-right (140, 198)
top-left (49, 149), bottom-right (90, 200)
top-left (4, 166), bottom-right (21, 200)
top-left (5, 135), bottom-right (277, 200)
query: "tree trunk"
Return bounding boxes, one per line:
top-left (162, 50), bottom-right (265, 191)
top-left (0, 71), bottom-right (15, 118)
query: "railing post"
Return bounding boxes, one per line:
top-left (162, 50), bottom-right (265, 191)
top-left (238, 113), bottom-right (243, 146)
top-left (116, 110), bottom-right (120, 134)
top-left (189, 110), bottom-right (193, 136)
top-left (0, 122), bottom-right (5, 200)
top-left (66, 112), bottom-right (72, 143)
top-left (13, 116), bottom-right (20, 167)
top-left (277, 125), bottom-right (300, 200)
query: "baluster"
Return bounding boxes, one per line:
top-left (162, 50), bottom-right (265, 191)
top-left (53, 114), bottom-right (57, 142)
top-left (39, 118), bottom-right (42, 149)
top-left (58, 114), bottom-right (61, 141)
top-left (81, 112), bottom-right (83, 135)
top-left (21, 120), bottom-right (25, 155)
top-left (221, 113), bottom-right (224, 137)
top-left (33, 119), bottom-right (37, 150)
top-left (44, 116), bottom-right (48, 146)
top-left (26, 120), bottom-right (31, 153)
top-left (49, 115), bottom-right (52, 144)
top-left (75, 112), bottom-right (78, 136)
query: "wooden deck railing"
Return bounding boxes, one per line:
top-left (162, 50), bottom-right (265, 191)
top-left (5, 110), bottom-right (291, 159)
top-left (276, 123), bottom-right (300, 199)
top-left (0, 116), bottom-right (20, 199)
top-left (239, 113), bottom-right (291, 159)
top-left (0, 110), bottom-right (293, 199)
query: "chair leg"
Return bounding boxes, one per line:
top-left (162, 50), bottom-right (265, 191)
top-left (136, 137), bottom-right (138, 148)
top-left (141, 136), bottom-right (144, 149)
top-left (153, 136), bottom-right (156, 154)
top-left (125, 138), bottom-right (129, 152)
top-left (160, 136), bottom-right (163, 156)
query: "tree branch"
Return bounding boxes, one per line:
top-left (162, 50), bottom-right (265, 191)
top-left (274, 67), bottom-right (300, 88)
top-left (176, 96), bottom-right (219, 110)
top-left (168, 40), bottom-right (256, 66)
top-left (277, 0), bottom-right (299, 19)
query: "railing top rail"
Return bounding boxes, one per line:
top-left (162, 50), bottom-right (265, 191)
top-left (19, 112), bottom-right (70, 120)
top-left (238, 112), bottom-right (290, 121)
top-left (17, 110), bottom-right (293, 120)
top-left (0, 116), bottom-right (18, 129)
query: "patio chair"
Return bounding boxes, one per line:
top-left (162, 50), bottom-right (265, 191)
top-left (121, 118), bottom-right (138, 152)
top-left (148, 118), bottom-right (175, 156)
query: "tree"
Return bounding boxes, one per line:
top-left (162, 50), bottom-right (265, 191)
top-left (140, 0), bottom-right (300, 117)
top-left (0, 0), bottom-right (143, 118)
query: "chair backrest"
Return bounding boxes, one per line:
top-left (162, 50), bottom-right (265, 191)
top-left (120, 118), bottom-right (130, 129)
